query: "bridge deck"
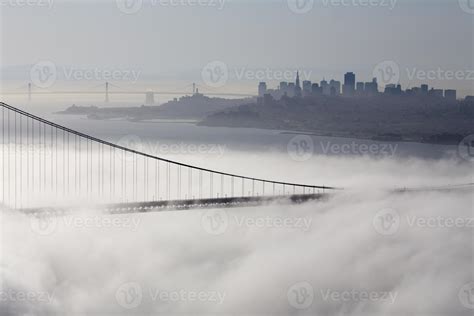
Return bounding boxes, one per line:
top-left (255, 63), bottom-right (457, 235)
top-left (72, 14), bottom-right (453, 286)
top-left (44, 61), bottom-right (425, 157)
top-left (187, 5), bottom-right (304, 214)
top-left (18, 193), bottom-right (330, 216)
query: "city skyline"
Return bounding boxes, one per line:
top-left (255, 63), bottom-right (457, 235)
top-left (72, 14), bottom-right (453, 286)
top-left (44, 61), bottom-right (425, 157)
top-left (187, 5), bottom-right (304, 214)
top-left (1, 0), bottom-right (473, 96)
top-left (257, 69), bottom-right (466, 101)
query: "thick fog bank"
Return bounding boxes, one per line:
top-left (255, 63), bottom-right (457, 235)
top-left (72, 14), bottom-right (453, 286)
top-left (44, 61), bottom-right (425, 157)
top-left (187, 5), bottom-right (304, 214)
top-left (1, 154), bottom-right (473, 315)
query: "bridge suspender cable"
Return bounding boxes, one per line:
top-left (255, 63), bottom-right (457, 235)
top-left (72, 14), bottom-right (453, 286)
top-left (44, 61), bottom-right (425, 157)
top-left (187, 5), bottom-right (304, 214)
top-left (0, 102), bottom-right (337, 191)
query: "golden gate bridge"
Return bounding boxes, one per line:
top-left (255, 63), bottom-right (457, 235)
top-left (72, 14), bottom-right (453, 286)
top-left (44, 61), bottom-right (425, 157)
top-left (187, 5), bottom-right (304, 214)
top-left (0, 102), bottom-right (337, 214)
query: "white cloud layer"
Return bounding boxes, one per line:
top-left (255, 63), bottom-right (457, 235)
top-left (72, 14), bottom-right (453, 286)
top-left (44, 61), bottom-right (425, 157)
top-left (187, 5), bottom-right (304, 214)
top-left (1, 153), bottom-right (473, 315)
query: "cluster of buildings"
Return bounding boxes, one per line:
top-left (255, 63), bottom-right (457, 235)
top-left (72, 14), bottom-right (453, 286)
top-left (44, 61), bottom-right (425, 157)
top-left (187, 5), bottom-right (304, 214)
top-left (258, 71), bottom-right (459, 103)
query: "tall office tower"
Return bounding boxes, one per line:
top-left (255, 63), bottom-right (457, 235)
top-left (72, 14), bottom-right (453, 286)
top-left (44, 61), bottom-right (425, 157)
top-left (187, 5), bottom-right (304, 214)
top-left (280, 82), bottom-right (288, 96)
top-left (258, 82), bottom-right (267, 97)
top-left (320, 79), bottom-right (330, 95)
top-left (295, 71), bottom-right (302, 97)
top-left (356, 82), bottom-right (365, 95)
top-left (343, 72), bottom-right (356, 96)
top-left (364, 77), bottom-right (379, 96)
top-left (311, 83), bottom-right (322, 95)
top-left (302, 80), bottom-right (312, 96)
top-left (421, 84), bottom-right (429, 94)
top-left (329, 80), bottom-right (341, 96)
top-left (429, 88), bottom-right (444, 98)
top-left (288, 83), bottom-right (296, 97)
top-left (444, 89), bottom-right (457, 101)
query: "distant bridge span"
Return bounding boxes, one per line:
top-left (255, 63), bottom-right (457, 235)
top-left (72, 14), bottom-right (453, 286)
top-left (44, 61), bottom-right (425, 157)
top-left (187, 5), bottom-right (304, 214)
top-left (1, 90), bottom-right (255, 98)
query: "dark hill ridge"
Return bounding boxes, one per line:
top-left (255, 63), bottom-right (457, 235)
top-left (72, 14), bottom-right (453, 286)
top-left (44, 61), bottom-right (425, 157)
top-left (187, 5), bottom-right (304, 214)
top-left (200, 95), bottom-right (474, 144)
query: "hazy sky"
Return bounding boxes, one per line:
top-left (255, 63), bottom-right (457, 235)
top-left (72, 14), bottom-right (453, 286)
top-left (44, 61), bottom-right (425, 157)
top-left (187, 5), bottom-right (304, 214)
top-left (1, 0), bottom-right (473, 93)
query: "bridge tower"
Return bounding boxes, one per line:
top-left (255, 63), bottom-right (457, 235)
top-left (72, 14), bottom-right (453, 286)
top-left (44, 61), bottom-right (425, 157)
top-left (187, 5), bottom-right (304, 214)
top-left (105, 82), bottom-right (109, 103)
top-left (28, 83), bottom-right (32, 101)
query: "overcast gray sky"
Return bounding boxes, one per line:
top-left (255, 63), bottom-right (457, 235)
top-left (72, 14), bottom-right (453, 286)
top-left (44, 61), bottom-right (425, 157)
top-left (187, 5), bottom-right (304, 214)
top-left (1, 0), bottom-right (473, 94)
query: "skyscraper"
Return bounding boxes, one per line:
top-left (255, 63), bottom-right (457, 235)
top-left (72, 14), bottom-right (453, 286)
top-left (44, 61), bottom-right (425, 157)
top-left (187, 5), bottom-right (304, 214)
top-left (364, 78), bottom-right (378, 96)
top-left (356, 82), bottom-right (364, 95)
top-left (329, 80), bottom-right (341, 96)
top-left (421, 84), bottom-right (429, 94)
top-left (343, 72), bottom-right (356, 96)
top-left (295, 71), bottom-right (302, 97)
top-left (444, 89), bottom-right (457, 101)
top-left (258, 82), bottom-right (267, 97)
top-left (280, 82), bottom-right (288, 96)
top-left (311, 83), bottom-right (322, 95)
top-left (320, 79), bottom-right (330, 96)
top-left (302, 80), bottom-right (312, 97)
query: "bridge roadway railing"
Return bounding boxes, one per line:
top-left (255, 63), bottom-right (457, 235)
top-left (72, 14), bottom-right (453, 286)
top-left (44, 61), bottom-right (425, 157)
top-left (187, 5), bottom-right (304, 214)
top-left (0, 102), bottom-right (339, 209)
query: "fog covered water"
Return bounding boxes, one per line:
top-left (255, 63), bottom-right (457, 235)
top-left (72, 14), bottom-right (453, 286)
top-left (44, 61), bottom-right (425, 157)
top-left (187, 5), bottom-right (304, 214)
top-left (1, 99), bottom-right (473, 315)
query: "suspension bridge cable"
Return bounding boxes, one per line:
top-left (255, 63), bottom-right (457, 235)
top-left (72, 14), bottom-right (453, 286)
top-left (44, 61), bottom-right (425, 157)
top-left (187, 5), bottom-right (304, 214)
top-left (0, 103), bottom-right (337, 191)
